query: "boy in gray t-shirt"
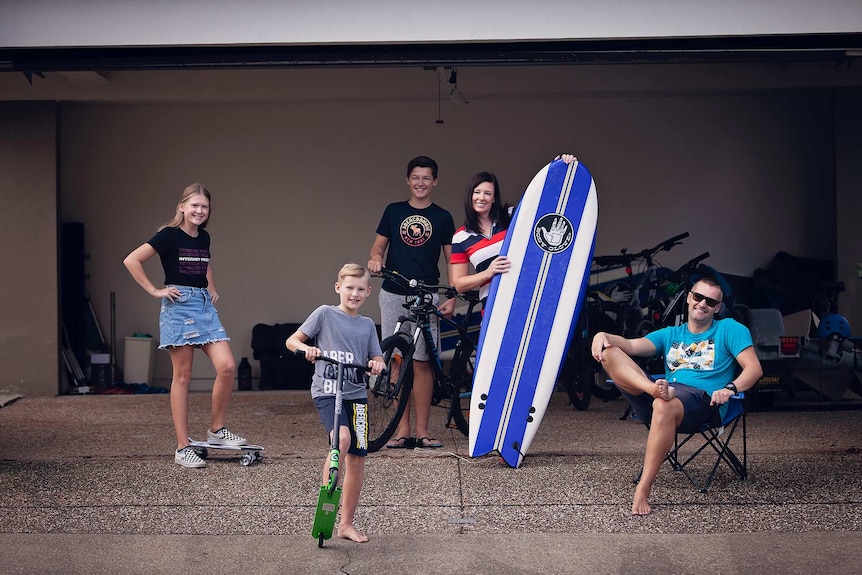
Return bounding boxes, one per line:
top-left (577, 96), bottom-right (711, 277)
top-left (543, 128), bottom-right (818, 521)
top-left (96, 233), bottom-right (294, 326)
top-left (286, 263), bottom-right (384, 543)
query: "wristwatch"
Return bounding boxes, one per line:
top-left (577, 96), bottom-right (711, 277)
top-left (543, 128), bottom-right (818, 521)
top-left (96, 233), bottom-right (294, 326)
top-left (725, 382), bottom-right (738, 394)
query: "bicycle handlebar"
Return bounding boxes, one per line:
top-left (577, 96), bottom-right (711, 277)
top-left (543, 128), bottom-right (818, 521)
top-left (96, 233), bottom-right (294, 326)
top-left (592, 232), bottom-right (689, 268)
top-left (373, 268), bottom-right (481, 305)
top-left (651, 232), bottom-right (689, 255)
top-left (687, 251), bottom-right (710, 269)
top-left (649, 252), bottom-right (711, 288)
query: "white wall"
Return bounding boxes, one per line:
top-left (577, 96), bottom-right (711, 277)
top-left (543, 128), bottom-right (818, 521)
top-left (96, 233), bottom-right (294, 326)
top-left (58, 80), bottom-right (835, 387)
top-left (2, 0), bottom-right (861, 47)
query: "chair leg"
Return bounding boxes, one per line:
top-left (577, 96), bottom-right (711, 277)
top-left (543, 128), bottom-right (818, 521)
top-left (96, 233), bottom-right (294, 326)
top-left (620, 404), bottom-right (632, 421)
top-left (669, 415), bottom-right (747, 492)
top-left (638, 409), bottom-right (747, 493)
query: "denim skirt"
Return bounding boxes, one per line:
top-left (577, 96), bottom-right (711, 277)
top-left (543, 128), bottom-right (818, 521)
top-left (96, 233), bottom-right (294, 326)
top-left (158, 286), bottom-right (230, 349)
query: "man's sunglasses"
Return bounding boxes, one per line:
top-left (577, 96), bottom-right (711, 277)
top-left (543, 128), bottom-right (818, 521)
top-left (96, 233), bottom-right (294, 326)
top-left (690, 291), bottom-right (722, 308)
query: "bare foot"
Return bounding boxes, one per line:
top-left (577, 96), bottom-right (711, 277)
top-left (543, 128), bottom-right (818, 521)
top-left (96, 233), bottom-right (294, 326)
top-left (631, 486), bottom-right (652, 516)
top-left (337, 523), bottom-right (369, 543)
top-left (654, 379), bottom-right (676, 401)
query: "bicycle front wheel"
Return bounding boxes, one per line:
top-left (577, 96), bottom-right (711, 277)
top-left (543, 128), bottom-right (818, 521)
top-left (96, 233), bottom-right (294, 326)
top-left (366, 334), bottom-right (414, 452)
top-left (559, 344), bottom-right (593, 411)
top-left (446, 345), bottom-right (475, 436)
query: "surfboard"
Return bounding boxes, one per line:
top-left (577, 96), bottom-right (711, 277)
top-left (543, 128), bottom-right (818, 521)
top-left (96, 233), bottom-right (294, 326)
top-left (468, 158), bottom-right (598, 468)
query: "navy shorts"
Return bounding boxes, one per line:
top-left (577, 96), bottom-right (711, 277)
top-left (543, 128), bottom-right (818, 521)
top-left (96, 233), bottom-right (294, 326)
top-left (621, 382), bottom-right (721, 434)
top-left (158, 286), bottom-right (229, 349)
top-left (313, 395), bottom-right (369, 457)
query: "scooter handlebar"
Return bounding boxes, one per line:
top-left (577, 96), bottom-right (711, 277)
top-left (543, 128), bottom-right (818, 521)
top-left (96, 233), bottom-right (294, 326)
top-left (293, 349), bottom-right (381, 373)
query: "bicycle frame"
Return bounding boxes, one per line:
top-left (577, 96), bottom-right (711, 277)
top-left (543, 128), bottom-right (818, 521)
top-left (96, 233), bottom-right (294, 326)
top-left (392, 290), bottom-right (480, 412)
top-left (366, 268), bottom-right (480, 450)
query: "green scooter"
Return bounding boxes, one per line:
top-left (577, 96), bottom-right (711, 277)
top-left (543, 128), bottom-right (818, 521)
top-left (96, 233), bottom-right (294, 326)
top-left (296, 350), bottom-right (380, 548)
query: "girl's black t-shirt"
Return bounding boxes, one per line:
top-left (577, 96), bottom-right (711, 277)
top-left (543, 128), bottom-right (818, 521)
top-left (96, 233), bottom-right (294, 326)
top-left (147, 227), bottom-right (211, 288)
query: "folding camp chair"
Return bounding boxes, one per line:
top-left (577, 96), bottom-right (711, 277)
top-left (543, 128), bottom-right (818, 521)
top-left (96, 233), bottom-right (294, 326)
top-left (660, 392), bottom-right (748, 493)
top-left (630, 381), bottom-right (748, 493)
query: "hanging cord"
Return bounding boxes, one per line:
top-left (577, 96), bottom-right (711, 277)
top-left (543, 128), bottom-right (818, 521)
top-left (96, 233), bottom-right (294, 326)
top-left (436, 71), bottom-right (444, 124)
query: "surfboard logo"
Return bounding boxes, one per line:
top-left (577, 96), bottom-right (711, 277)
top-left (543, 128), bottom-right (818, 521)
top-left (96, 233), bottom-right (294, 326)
top-left (533, 214), bottom-right (574, 254)
top-left (399, 215), bottom-right (433, 247)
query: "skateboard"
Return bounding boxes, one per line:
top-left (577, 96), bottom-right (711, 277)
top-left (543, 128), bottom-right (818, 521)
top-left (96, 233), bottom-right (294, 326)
top-left (188, 438), bottom-right (265, 467)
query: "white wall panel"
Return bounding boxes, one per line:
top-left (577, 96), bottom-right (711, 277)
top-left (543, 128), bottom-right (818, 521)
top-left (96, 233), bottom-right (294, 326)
top-left (1, 0), bottom-right (860, 48)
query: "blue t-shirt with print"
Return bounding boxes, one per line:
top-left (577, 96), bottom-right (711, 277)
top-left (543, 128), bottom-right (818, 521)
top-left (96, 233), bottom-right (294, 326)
top-left (644, 318), bottom-right (753, 396)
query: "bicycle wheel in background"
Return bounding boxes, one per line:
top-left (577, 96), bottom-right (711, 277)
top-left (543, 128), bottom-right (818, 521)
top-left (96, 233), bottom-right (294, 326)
top-left (631, 320), bottom-right (664, 375)
top-left (446, 344), bottom-right (475, 436)
top-left (591, 368), bottom-right (621, 401)
top-left (559, 344), bottom-right (595, 411)
top-left (366, 334), bottom-right (413, 452)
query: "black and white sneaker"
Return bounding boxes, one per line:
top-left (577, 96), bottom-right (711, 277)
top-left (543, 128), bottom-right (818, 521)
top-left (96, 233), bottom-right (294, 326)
top-left (175, 446), bottom-right (206, 468)
top-left (207, 427), bottom-right (247, 446)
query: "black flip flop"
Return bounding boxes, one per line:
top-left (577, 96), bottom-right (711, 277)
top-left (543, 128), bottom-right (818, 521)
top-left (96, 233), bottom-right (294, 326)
top-left (417, 437), bottom-right (443, 448)
top-left (386, 436), bottom-right (414, 449)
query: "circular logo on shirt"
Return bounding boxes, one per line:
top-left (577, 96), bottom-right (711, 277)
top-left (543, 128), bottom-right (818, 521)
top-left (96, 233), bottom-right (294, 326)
top-left (533, 213), bottom-right (574, 254)
top-left (400, 215), bottom-right (433, 247)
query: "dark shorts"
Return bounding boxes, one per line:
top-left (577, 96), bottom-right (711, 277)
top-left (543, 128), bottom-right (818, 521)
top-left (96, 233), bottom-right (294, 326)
top-left (313, 395), bottom-right (368, 457)
top-left (620, 382), bottom-right (721, 434)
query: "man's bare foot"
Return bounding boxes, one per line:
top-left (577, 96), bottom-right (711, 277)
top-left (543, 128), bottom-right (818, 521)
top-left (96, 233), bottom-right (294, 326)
top-left (631, 486), bottom-right (652, 516)
top-left (337, 523), bottom-right (369, 543)
top-left (654, 379), bottom-right (676, 401)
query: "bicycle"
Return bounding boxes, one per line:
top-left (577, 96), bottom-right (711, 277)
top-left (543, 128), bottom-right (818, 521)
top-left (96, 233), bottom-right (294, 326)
top-left (365, 268), bottom-right (482, 452)
top-left (593, 232), bottom-right (689, 338)
top-left (559, 233), bottom-right (688, 410)
top-left (642, 252), bottom-right (712, 329)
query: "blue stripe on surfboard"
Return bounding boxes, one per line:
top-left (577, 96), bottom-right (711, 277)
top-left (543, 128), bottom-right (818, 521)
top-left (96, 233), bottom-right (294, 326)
top-left (471, 161), bottom-right (595, 463)
top-left (498, 215), bottom-right (597, 466)
top-left (496, 167), bottom-right (597, 466)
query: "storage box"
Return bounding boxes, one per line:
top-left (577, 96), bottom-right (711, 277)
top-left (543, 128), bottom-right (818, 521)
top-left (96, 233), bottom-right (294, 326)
top-left (251, 323), bottom-right (314, 389)
top-left (124, 336), bottom-right (156, 385)
top-left (783, 309), bottom-right (814, 337)
top-left (88, 352), bottom-right (111, 365)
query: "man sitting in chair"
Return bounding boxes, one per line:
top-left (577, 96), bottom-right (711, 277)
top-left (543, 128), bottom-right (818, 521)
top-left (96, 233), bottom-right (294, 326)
top-left (591, 275), bottom-right (762, 516)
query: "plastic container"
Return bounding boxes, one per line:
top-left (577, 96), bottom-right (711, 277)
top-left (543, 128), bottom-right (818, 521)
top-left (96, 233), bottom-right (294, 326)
top-left (124, 335), bottom-right (156, 385)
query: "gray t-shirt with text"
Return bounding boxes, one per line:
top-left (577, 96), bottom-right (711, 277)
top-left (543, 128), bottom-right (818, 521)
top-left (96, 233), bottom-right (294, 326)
top-left (298, 305), bottom-right (382, 401)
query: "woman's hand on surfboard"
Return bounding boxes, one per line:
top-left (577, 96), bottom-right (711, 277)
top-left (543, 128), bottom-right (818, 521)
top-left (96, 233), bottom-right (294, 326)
top-left (488, 256), bottom-right (511, 278)
top-left (554, 154), bottom-right (577, 164)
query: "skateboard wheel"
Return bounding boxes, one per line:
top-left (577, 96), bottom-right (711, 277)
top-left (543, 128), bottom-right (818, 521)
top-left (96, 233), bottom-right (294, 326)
top-left (254, 451), bottom-right (263, 462)
top-left (318, 534), bottom-right (325, 548)
top-left (193, 447), bottom-right (208, 459)
top-left (240, 454), bottom-right (253, 466)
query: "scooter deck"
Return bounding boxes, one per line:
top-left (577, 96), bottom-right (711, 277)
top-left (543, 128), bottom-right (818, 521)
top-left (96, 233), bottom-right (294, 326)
top-left (311, 485), bottom-right (342, 542)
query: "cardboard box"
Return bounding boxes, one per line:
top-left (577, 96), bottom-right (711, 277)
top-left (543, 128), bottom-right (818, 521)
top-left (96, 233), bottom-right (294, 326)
top-left (783, 309), bottom-right (814, 337)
